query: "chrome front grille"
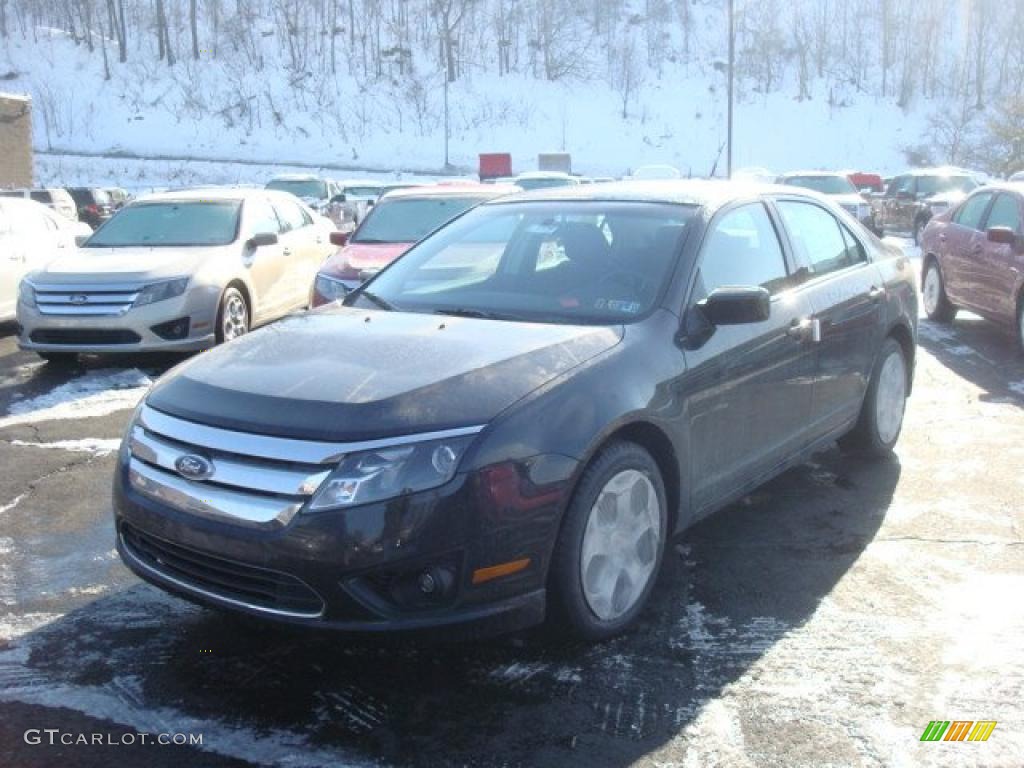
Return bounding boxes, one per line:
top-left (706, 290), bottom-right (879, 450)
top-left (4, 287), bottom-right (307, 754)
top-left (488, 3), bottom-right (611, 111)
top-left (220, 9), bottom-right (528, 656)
top-left (34, 282), bottom-right (141, 316)
top-left (128, 405), bottom-right (337, 529)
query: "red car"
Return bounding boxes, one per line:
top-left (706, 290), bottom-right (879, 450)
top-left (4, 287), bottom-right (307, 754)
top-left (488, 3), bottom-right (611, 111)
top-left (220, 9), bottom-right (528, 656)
top-left (311, 184), bottom-right (519, 306)
top-left (920, 183), bottom-right (1024, 352)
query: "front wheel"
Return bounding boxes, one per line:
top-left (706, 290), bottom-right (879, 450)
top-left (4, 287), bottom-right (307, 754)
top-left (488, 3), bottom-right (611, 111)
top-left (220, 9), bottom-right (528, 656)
top-left (922, 260), bottom-right (956, 322)
top-left (840, 338), bottom-right (908, 456)
top-left (913, 218), bottom-right (926, 246)
top-left (549, 441), bottom-right (668, 641)
top-left (216, 286), bottom-right (250, 343)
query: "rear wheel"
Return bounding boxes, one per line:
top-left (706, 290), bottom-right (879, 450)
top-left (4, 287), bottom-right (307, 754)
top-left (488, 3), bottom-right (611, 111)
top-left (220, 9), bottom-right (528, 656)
top-left (840, 338), bottom-right (908, 456)
top-left (216, 286), bottom-right (249, 343)
top-left (922, 260), bottom-right (956, 322)
top-left (913, 218), bottom-right (925, 246)
top-left (1016, 296), bottom-right (1024, 356)
top-left (549, 441), bottom-right (667, 641)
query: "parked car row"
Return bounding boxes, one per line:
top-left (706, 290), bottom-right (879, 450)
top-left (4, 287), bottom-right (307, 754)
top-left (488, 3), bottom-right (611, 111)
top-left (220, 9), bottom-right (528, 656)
top-left (0, 186), bottom-right (132, 229)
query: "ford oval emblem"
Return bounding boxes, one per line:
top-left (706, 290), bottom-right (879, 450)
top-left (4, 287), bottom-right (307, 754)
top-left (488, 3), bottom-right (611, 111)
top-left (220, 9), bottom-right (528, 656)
top-left (174, 454), bottom-right (214, 481)
top-left (69, 294), bottom-right (89, 305)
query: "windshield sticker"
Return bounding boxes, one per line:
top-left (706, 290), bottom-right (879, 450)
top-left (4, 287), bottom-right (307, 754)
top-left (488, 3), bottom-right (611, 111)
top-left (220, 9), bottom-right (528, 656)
top-left (598, 299), bottom-right (642, 314)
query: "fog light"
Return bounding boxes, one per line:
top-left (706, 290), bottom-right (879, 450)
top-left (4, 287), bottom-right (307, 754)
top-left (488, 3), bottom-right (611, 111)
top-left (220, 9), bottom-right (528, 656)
top-left (418, 571), bottom-right (437, 594)
top-left (151, 317), bottom-right (191, 340)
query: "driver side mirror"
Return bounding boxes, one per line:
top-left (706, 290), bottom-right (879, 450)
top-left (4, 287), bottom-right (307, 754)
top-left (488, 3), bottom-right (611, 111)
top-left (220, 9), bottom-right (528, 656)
top-left (330, 193), bottom-right (346, 204)
top-left (698, 286), bottom-right (771, 326)
top-left (987, 226), bottom-right (1018, 246)
top-left (247, 231), bottom-right (278, 248)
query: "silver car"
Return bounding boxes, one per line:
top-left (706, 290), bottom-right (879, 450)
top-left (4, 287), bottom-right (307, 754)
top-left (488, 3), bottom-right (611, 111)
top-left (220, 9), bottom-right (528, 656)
top-left (17, 188), bottom-right (335, 363)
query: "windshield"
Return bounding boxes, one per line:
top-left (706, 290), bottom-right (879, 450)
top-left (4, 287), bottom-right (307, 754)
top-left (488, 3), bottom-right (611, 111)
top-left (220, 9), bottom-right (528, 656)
top-left (352, 197), bottom-right (482, 243)
top-left (347, 201), bottom-right (696, 324)
top-left (781, 176), bottom-right (857, 195)
top-left (266, 179), bottom-right (327, 199)
top-left (918, 175), bottom-right (977, 197)
top-left (515, 177), bottom-right (576, 191)
top-left (344, 186), bottom-right (383, 197)
top-left (85, 201), bottom-right (241, 247)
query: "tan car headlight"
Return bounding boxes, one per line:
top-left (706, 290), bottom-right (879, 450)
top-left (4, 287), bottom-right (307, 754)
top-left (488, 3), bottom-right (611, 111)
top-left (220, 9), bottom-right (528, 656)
top-left (134, 277), bottom-right (189, 308)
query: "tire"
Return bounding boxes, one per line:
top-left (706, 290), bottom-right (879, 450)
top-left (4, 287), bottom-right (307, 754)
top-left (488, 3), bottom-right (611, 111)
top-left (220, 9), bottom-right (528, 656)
top-left (839, 338), bottom-right (908, 456)
top-left (922, 260), bottom-right (956, 323)
top-left (37, 352), bottom-right (77, 365)
top-left (216, 286), bottom-right (250, 344)
top-left (913, 218), bottom-right (926, 246)
top-left (1016, 296), bottom-right (1024, 357)
top-left (548, 440), bottom-right (668, 641)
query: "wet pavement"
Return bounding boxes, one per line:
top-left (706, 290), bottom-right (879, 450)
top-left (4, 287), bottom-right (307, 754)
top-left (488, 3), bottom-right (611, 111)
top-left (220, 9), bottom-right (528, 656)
top-left (1, 243), bottom-right (1023, 767)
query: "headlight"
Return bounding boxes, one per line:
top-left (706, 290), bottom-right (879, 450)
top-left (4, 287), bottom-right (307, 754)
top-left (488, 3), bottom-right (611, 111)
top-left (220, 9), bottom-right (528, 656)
top-left (18, 280), bottom-right (36, 308)
top-left (314, 273), bottom-right (349, 303)
top-left (134, 277), bottom-right (189, 307)
top-left (307, 435), bottom-right (475, 511)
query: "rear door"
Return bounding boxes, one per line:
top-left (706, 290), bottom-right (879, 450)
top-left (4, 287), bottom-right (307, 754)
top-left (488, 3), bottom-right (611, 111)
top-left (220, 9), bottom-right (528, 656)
top-left (975, 191), bottom-right (1024, 322)
top-left (943, 191), bottom-right (994, 311)
top-left (272, 198), bottom-right (322, 310)
top-left (774, 198), bottom-right (883, 435)
top-left (242, 197), bottom-right (287, 323)
top-left (682, 201), bottom-right (817, 513)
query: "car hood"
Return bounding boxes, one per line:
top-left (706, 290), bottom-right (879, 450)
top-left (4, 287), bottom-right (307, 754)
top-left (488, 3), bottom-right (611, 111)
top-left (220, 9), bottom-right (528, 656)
top-left (320, 242), bottom-right (413, 276)
top-left (146, 308), bottom-right (623, 441)
top-left (35, 246), bottom-right (223, 283)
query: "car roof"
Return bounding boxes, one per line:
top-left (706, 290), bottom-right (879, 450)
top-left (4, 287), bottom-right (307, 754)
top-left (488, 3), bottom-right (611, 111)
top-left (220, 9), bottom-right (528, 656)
top-left (379, 183), bottom-right (520, 201)
top-left (482, 179), bottom-right (808, 208)
top-left (268, 173), bottom-right (322, 181)
top-left (134, 188), bottom-right (294, 204)
top-left (0, 196), bottom-right (55, 214)
top-left (779, 170), bottom-right (847, 178)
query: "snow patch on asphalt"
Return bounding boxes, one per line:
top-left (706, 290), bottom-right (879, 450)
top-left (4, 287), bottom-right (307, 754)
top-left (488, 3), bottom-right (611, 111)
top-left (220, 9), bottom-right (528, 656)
top-left (0, 492), bottom-right (28, 515)
top-left (10, 438), bottom-right (122, 456)
top-left (0, 369), bottom-right (151, 428)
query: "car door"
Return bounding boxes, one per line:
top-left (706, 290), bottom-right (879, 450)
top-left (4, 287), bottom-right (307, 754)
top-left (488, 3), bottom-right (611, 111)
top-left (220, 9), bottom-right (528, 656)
top-left (975, 191), bottom-right (1024, 322)
top-left (942, 191), bottom-right (994, 311)
top-left (0, 206), bottom-right (19, 320)
top-left (242, 197), bottom-right (288, 323)
top-left (774, 198), bottom-right (883, 435)
top-left (681, 201), bottom-right (817, 514)
top-left (272, 198), bottom-right (322, 310)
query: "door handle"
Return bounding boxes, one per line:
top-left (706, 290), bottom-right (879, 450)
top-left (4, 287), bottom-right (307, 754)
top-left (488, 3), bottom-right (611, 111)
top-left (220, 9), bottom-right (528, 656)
top-left (939, 233), bottom-right (946, 241)
top-left (868, 285), bottom-right (885, 303)
top-left (787, 317), bottom-right (821, 343)
top-left (282, 248), bottom-right (292, 256)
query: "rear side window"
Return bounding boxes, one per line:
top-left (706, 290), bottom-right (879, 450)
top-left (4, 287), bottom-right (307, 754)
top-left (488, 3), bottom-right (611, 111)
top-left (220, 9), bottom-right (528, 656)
top-left (274, 200), bottom-right (309, 232)
top-left (30, 190), bottom-right (51, 203)
top-left (953, 192), bottom-right (993, 230)
top-left (985, 193), bottom-right (1022, 233)
top-left (776, 201), bottom-right (861, 277)
top-left (695, 203), bottom-right (788, 298)
top-left (247, 199), bottom-right (283, 236)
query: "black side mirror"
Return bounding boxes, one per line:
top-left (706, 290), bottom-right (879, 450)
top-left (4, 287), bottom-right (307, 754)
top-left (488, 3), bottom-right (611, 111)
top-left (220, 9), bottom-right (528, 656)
top-left (248, 231), bottom-right (278, 248)
top-left (987, 226), bottom-right (1018, 247)
top-left (698, 286), bottom-right (771, 326)
top-left (330, 193), bottom-right (346, 204)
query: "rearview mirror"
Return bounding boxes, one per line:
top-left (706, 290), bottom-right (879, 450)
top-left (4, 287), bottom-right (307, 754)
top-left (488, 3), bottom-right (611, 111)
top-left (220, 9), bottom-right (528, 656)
top-left (329, 231), bottom-right (350, 247)
top-left (248, 232), bottom-right (278, 248)
top-left (986, 226), bottom-right (1017, 246)
top-left (698, 286), bottom-right (771, 326)
top-left (330, 193), bottom-right (346, 204)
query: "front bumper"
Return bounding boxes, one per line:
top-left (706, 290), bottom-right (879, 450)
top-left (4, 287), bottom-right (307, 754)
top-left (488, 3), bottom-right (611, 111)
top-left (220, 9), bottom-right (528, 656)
top-left (17, 290), bottom-right (218, 354)
top-left (112, 454), bottom-right (563, 637)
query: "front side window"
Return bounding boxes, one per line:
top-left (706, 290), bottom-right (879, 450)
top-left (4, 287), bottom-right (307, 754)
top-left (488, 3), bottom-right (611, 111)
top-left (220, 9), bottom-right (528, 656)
top-left (777, 201), bottom-right (860, 277)
top-left (888, 176), bottom-right (914, 197)
top-left (985, 193), bottom-right (1022, 233)
top-left (694, 203), bottom-right (788, 299)
top-left (343, 186), bottom-right (383, 198)
top-left (917, 175), bottom-right (977, 197)
top-left (953, 192), bottom-right (993, 231)
top-left (246, 199), bottom-right (282, 236)
top-left (274, 200), bottom-right (309, 232)
top-left (350, 201), bottom-right (696, 324)
top-left (353, 197), bottom-right (483, 244)
top-left (85, 201), bottom-right (242, 247)
top-left (30, 190), bottom-right (52, 203)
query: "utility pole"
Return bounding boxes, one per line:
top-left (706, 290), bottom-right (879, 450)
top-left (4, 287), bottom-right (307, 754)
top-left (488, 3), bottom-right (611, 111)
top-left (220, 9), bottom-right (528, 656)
top-left (727, 0), bottom-right (735, 179)
top-left (443, 72), bottom-right (450, 169)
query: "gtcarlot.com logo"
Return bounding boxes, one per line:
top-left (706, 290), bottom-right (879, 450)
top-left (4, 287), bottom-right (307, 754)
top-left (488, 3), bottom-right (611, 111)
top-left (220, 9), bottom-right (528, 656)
top-left (24, 729), bottom-right (203, 746)
top-left (920, 720), bottom-right (997, 742)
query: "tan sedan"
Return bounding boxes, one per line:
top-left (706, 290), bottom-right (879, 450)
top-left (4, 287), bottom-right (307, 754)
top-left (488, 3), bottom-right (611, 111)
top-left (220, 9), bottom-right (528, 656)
top-left (17, 188), bottom-right (335, 363)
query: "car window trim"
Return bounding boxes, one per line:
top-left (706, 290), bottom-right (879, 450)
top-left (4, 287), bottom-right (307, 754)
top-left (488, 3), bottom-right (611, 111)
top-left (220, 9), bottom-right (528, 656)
top-left (770, 196), bottom-right (871, 287)
top-left (953, 190), bottom-right (995, 232)
top-left (980, 191), bottom-right (1023, 234)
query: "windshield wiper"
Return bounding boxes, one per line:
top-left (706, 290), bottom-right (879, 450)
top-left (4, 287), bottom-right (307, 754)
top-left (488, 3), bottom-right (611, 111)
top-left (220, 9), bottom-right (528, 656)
top-left (355, 289), bottom-right (396, 311)
top-left (433, 307), bottom-right (519, 321)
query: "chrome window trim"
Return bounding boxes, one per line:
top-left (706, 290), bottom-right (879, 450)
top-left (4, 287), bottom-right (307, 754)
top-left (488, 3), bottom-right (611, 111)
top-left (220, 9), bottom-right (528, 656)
top-left (138, 404), bottom-right (486, 465)
top-left (128, 458), bottom-right (303, 529)
top-left (119, 532), bottom-right (325, 619)
top-left (130, 426), bottom-right (331, 496)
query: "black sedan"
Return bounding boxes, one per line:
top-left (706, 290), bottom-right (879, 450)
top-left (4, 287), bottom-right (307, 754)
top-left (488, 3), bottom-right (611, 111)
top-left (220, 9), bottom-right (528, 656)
top-left (112, 181), bottom-right (917, 641)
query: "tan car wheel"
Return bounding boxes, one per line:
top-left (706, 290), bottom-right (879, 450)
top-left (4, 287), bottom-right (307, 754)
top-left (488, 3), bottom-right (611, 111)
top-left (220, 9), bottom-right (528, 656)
top-left (217, 287), bottom-right (249, 343)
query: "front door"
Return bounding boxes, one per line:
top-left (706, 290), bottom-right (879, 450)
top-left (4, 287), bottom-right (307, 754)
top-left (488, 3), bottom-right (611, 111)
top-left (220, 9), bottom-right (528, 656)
top-left (681, 201), bottom-right (817, 514)
top-left (943, 191), bottom-right (994, 311)
top-left (242, 197), bottom-right (288, 323)
top-left (975, 191), bottom-right (1024, 322)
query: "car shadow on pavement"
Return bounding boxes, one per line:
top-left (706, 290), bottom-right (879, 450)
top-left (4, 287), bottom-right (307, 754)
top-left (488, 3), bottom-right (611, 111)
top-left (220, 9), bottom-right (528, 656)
top-left (917, 316), bottom-right (1024, 407)
top-left (3, 447), bottom-right (899, 767)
